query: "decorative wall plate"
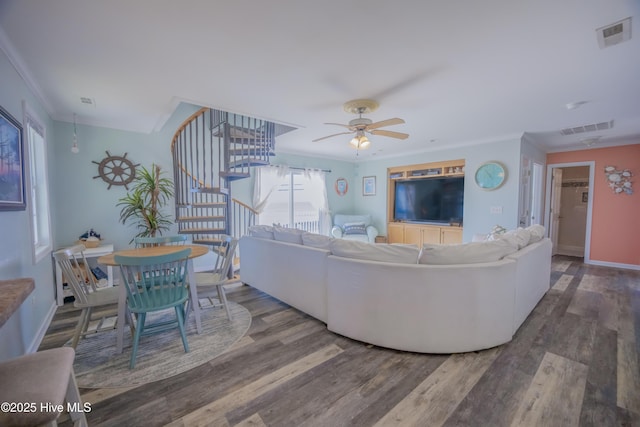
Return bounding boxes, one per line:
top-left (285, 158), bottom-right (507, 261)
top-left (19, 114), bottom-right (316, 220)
top-left (335, 177), bottom-right (348, 196)
top-left (475, 161), bottom-right (507, 190)
top-left (92, 151), bottom-right (140, 190)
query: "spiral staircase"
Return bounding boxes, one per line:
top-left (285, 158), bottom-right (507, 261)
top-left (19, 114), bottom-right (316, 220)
top-left (170, 107), bottom-right (289, 247)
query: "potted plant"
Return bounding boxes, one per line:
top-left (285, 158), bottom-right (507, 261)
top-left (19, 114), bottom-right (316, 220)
top-left (117, 163), bottom-right (174, 242)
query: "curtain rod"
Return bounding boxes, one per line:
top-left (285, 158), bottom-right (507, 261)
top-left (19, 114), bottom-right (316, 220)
top-left (290, 166), bottom-right (332, 173)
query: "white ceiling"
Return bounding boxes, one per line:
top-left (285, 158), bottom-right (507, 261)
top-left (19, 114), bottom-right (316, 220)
top-left (1, 0), bottom-right (639, 161)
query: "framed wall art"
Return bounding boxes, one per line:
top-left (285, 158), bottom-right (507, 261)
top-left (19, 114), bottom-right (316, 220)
top-left (0, 106), bottom-right (26, 211)
top-left (363, 176), bottom-right (376, 196)
top-left (335, 177), bottom-right (348, 196)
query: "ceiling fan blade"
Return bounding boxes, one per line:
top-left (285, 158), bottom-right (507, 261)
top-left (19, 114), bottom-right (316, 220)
top-left (324, 122), bottom-right (353, 129)
top-left (369, 129), bottom-right (409, 140)
top-left (366, 118), bottom-right (405, 130)
top-left (312, 131), bottom-right (354, 142)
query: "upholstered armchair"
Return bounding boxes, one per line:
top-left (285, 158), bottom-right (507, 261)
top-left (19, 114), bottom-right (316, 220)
top-left (331, 214), bottom-right (379, 243)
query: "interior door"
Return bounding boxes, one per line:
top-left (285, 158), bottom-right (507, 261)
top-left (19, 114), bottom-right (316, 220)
top-left (530, 162), bottom-right (544, 225)
top-left (549, 168), bottom-right (563, 255)
top-left (519, 156), bottom-right (531, 227)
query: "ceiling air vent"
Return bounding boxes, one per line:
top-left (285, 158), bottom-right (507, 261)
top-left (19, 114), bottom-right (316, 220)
top-left (597, 17), bottom-right (631, 48)
top-left (80, 97), bottom-right (96, 107)
top-left (560, 120), bottom-right (613, 136)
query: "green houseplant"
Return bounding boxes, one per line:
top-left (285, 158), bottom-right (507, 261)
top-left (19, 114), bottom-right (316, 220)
top-left (117, 164), bottom-right (174, 241)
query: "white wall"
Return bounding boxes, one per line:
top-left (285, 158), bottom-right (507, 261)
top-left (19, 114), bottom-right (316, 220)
top-left (0, 49), bottom-right (57, 359)
top-left (353, 138), bottom-right (523, 242)
top-left (50, 102), bottom-right (201, 251)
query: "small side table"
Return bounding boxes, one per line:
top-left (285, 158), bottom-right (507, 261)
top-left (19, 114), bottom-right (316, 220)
top-left (54, 244), bottom-right (114, 306)
top-left (375, 236), bottom-right (388, 244)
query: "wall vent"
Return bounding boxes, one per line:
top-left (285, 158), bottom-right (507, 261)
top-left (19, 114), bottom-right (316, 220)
top-left (597, 17), bottom-right (631, 48)
top-left (560, 120), bottom-right (613, 136)
top-left (79, 97), bottom-right (96, 107)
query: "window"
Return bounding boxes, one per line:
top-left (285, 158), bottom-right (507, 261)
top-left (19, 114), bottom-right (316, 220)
top-left (254, 166), bottom-right (330, 234)
top-left (23, 104), bottom-right (52, 263)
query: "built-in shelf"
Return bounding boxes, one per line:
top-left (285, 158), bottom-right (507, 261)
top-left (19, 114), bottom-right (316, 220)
top-left (387, 159), bottom-right (465, 245)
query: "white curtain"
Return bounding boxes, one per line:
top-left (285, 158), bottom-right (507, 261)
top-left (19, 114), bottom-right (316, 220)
top-left (252, 165), bottom-right (290, 214)
top-left (302, 168), bottom-right (331, 235)
top-left (253, 165), bottom-right (331, 235)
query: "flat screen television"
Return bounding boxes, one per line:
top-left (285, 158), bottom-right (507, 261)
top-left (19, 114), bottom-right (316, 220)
top-left (393, 176), bottom-right (464, 224)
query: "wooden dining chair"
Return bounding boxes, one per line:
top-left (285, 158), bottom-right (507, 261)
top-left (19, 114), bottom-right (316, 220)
top-left (134, 235), bottom-right (188, 248)
top-left (191, 235), bottom-right (239, 320)
top-left (53, 244), bottom-right (122, 349)
top-left (115, 248), bottom-right (192, 368)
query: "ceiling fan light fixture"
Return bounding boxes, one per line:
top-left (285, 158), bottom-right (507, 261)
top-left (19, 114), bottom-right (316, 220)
top-left (349, 134), bottom-right (370, 150)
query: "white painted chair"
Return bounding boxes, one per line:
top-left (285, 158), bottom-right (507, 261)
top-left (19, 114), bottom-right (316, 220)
top-left (53, 244), bottom-right (122, 349)
top-left (192, 235), bottom-right (239, 320)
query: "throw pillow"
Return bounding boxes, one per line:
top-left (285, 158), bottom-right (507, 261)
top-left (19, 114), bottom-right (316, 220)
top-left (248, 225), bottom-right (274, 239)
top-left (503, 227), bottom-right (531, 249)
top-left (526, 224), bottom-right (545, 244)
top-left (330, 239), bottom-right (420, 264)
top-left (272, 225), bottom-right (304, 244)
top-left (343, 222), bottom-right (367, 235)
top-left (301, 232), bottom-right (333, 250)
top-left (418, 238), bottom-right (518, 265)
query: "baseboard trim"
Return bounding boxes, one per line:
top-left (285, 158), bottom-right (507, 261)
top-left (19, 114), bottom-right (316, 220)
top-left (557, 245), bottom-right (585, 257)
top-left (586, 259), bottom-right (640, 271)
top-left (26, 300), bottom-right (57, 354)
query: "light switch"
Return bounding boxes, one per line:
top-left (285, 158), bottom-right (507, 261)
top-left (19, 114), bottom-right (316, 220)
top-left (491, 206), bottom-right (503, 214)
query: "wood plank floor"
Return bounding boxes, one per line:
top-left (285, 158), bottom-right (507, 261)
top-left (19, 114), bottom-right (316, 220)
top-left (39, 256), bottom-right (640, 427)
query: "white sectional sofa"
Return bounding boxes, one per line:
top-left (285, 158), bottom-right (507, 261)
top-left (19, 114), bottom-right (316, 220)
top-left (239, 225), bottom-right (552, 353)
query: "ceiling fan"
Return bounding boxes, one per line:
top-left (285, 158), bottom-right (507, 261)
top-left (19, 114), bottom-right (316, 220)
top-left (312, 99), bottom-right (409, 149)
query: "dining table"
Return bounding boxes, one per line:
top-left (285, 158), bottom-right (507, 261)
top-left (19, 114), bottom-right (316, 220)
top-left (98, 244), bottom-right (209, 354)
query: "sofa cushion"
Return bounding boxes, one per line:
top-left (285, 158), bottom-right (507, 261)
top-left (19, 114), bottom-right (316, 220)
top-left (419, 238), bottom-right (518, 265)
top-left (330, 239), bottom-right (420, 264)
top-left (504, 228), bottom-right (531, 249)
top-left (526, 224), bottom-right (545, 244)
top-left (301, 232), bottom-right (333, 250)
top-left (248, 225), bottom-right (274, 239)
top-left (343, 222), bottom-right (367, 235)
top-left (273, 226), bottom-right (304, 244)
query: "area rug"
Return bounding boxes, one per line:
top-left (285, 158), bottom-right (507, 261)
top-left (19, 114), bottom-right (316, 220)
top-left (70, 300), bottom-right (251, 388)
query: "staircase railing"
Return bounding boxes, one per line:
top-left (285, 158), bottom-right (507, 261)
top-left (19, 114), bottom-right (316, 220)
top-left (171, 107), bottom-right (275, 245)
top-left (230, 198), bottom-right (257, 241)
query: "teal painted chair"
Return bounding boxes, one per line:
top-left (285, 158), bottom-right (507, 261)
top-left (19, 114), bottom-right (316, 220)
top-left (134, 235), bottom-right (188, 248)
top-left (192, 235), bottom-right (239, 320)
top-left (115, 248), bottom-right (192, 368)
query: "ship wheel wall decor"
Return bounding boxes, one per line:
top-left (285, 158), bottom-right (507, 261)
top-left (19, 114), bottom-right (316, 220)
top-left (92, 151), bottom-right (140, 190)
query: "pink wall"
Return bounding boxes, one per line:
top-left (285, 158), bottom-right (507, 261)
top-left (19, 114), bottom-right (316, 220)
top-left (547, 143), bottom-right (640, 267)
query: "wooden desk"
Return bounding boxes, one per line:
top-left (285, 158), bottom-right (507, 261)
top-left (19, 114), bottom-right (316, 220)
top-left (98, 244), bottom-right (209, 354)
top-left (0, 278), bottom-right (35, 328)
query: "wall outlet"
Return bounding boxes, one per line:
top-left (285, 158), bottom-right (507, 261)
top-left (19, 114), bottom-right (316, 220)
top-left (491, 206), bottom-right (503, 214)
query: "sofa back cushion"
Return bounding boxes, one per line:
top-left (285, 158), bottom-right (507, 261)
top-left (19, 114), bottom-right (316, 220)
top-left (301, 232), bottom-right (333, 249)
top-left (419, 238), bottom-right (518, 265)
top-left (330, 239), bottom-right (419, 264)
top-left (248, 225), bottom-right (274, 239)
top-left (273, 225), bottom-right (304, 244)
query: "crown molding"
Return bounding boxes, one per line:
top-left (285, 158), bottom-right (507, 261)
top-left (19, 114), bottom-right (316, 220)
top-left (0, 26), bottom-right (55, 116)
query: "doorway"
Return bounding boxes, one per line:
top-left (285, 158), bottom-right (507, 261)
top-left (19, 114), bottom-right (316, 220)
top-left (544, 162), bottom-right (595, 260)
